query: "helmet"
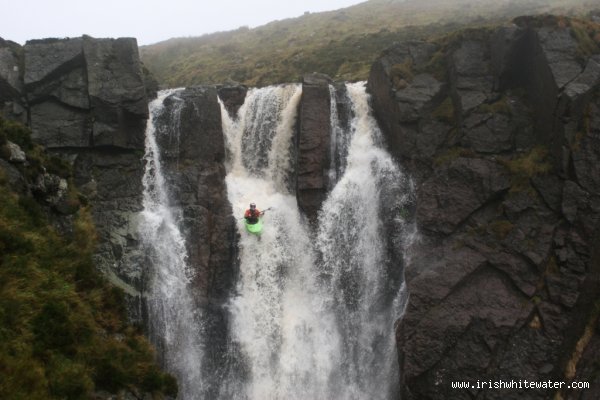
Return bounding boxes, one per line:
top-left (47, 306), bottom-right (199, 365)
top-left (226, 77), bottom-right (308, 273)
top-left (250, 203), bottom-right (256, 209)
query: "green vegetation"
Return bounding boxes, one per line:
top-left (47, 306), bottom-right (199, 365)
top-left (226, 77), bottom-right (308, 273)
top-left (0, 117), bottom-right (177, 400)
top-left (390, 59), bottom-right (414, 89)
top-left (433, 146), bottom-right (475, 165)
top-left (477, 96), bottom-right (511, 115)
top-left (499, 146), bottom-right (551, 192)
top-left (501, 146), bottom-right (551, 177)
top-left (488, 219), bottom-right (514, 240)
top-left (141, 0), bottom-right (599, 87)
top-left (513, 13), bottom-right (600, 59)
top-left (432, 97), bottom-right (455, 123)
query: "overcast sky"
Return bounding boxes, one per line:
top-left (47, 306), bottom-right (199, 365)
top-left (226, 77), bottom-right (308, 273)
top-left (2, 0), bottom-right (366, 46)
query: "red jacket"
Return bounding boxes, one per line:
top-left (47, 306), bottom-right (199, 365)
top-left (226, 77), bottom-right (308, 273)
top-left (244, 208), bottom-right (261, 219)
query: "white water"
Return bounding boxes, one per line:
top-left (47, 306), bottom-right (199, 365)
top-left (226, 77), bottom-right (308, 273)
top-left (218, 82), bottom-right (414, 400)
top-left (140, 89), bottom-right (205, 399)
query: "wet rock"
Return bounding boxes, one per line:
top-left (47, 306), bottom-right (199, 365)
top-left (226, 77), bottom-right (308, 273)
top-left (417, 157), bottom-right (510, 234)
top-left (297, 72), bottom-right (332, 221)
top-left (367, 40), bottom-right (441, 172)
top-left (395, 73), bottom-right (444, 122)
top-left (451, 39), bottom-right (494, 112)
top-left (572, 99), bottom-right (600, 195)
top-left (369, 19), bottom-right (600, 400)
top-left (156, 87), bottom-right (235, 303)
top-left (536, 27), bottom-right (582, 90)
top-left (463, 113), bottom-right (513, 153)
top-left (217, 85), bottom-right (248, 117)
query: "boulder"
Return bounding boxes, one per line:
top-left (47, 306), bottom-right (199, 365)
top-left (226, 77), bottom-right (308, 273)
top-left (6, 141), bottom-right (26, 163)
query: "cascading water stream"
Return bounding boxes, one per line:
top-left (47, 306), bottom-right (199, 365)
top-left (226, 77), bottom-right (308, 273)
top-left (140, 89), bottom-right (206, 399)
top-left (316, 83), bottom-right (415, 399)
top-left (219, 85), bottom-right (341, 399)
top-left (218, 82), bottom-right (415, 400)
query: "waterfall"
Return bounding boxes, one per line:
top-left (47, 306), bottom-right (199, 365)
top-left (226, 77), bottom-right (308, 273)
top-left (316, 82), bottom-right (414, 399)
top-left (218, 82), bottom-right (415, 400)
top-left (140, 89), bottom-right (205, 399)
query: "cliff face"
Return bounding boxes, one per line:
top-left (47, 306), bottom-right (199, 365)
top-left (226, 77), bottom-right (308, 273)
top-left (0, 36), bottom-right (156, 321)
top-left (368, 16), bottom-right (600, 399)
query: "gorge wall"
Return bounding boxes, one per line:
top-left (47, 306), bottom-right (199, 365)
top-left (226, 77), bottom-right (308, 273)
top-left (368, 16), bottom-right (600, 400)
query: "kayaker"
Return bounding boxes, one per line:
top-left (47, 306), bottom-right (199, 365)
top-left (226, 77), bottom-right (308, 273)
top-left (244, 203), bottom-right (263, 224)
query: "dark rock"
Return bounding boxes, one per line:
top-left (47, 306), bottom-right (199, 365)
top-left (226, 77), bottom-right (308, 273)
top-left (30, 101), bottom-right (92, 147)
top-left (69, 149), bottom-right (146, 320)
top-left (417, 157), bottom-right (510, 234)
top-left (572, 99), bottom-right (600, 195)
top-left (450, 39), bottom-right (494, 112)
top-left (395, 73), bottom-right (444, 122)
top-left (367, 40), bottom-right (441, 172)
top-left (563, 55), bottom-right (600, 103)
top-left (417, 119), bottom-right (451, 158)
top-left (368, 20), bottom-right (600, 400)
top-left (217, 85), bottom-right (248, 117)
top-left (31, 172), bottom-right (68, 205)
top-left (27, 67), bottom-right (90, 109)
top-left (156, 87), bottom-right (235, 303)
top-left (83, 37), bottom-right (148, 149)
top-left (532, 174), bottom-right (563, 212)
top-left (0, 42), bottom-right (23, 98)
top-left (463, 113), bottom-right (513, 153)
top-left (536, 27), bottom-right (582, 90)
top-left (297, 73), bottom-right (332, 221)
top-left (562, 180), bottom-right (588, 223)
top-left (0, 158), bottom-right (27, 194)
top-left (142, 64), bottom-right (159, 100)
top-left (23, 38), bottom-right (84, 87)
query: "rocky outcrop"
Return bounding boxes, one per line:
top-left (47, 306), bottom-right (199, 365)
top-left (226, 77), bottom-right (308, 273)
top-left (155, 87), bottom-right (236, 304)
top-left (24, 37), bottom-right (149, 149)
top-left (217, 84), bottom-right (248, 117)
top-left (0, 39), bottom-right (26, 123)
top-left (369, 16), bottom-right (600, 399)
top-left (297, 73), bottom-right (332, 221)
top-left (0, 35), bottom-right (156, 322)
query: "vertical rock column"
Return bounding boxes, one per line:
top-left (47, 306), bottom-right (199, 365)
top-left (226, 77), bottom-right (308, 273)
top-left (297, 73), bottom-right (332, 222)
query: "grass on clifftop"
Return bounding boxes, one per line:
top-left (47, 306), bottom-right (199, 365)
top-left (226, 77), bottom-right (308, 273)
top-left (141, 0), bottom-right (599, 87)
top-left (0, 117), bottom-right (177, 400)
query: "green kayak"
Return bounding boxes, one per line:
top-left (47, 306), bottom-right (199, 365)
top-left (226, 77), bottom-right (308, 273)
top-left (244, 218), bottom-right (263, 235)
